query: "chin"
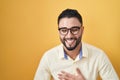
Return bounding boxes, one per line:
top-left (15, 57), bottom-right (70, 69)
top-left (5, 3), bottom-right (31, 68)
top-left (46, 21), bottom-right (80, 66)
top-left (65, 45), bottom-right (77, 51)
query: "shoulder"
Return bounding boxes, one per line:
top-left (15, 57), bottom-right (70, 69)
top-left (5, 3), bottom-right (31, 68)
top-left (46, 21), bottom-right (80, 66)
top-left (82, 42), bottom-right (107, 58)
top-left (40, 44), bottom-right (64, 65)
top-left (42, 44), bottom-right (63, 58)
top-left (83, 42), bottom-right (105, 53)
top-left (82, 42), bottom-right (110, 65)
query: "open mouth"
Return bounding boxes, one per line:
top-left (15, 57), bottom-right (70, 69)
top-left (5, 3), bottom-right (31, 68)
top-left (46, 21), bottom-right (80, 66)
top-left (65, 39), bottom-right (76, 47)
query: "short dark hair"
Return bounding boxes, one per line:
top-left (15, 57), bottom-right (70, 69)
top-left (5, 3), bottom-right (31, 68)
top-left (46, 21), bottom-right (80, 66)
top-left (58, 9), bottom-right (83, 25)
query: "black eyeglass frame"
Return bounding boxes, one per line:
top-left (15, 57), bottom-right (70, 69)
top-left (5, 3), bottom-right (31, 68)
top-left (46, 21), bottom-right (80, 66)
top-left (58, 26), bottom-right (81, 35)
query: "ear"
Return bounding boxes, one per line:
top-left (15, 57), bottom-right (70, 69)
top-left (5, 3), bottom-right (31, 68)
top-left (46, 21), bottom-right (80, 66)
top-left (81, 26), bottom-right (84, 34)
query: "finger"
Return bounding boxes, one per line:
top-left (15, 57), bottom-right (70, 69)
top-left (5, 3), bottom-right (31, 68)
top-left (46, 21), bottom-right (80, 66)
top-left (58, 73), bottom-right (69, 80)
top-left (61, 71), bottom-right (66, 74)
top-left (58, 71), bottom-right (68, 80)
top-left (58, 71), bottom-right (73, 80)
top-left (61, 71), bottom-right (72, 77)
top-left (58, 73), bottom-right (64, 80)
top-left (60, 72), bottom-right (74, 80)
top-left (76, 68), bottom-right (82, 75)
top-left (76, 68), bottom-right (85, 80)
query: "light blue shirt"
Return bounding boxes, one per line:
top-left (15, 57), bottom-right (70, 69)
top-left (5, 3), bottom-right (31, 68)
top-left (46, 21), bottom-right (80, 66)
top-left (64, 47), bottom-right (82, 60)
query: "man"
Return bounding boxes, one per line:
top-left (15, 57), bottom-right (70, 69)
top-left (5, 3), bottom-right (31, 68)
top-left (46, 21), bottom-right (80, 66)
top-left (34, 9), bottom-right (119, 80)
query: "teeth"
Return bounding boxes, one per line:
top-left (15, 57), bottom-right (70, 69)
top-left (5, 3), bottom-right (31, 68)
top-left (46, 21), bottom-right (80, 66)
top-left (66, 39), bottom-right (74, 44)
top-left (67, 40), bottom-right (74, 42)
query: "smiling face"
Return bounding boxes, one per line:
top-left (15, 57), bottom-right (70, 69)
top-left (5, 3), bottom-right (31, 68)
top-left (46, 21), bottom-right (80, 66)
top-left (58, 17), bottom-right (84, 51)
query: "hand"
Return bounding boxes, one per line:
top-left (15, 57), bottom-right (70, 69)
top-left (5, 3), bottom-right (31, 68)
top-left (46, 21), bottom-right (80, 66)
top-left (58, 68), bottom-right (85, 80)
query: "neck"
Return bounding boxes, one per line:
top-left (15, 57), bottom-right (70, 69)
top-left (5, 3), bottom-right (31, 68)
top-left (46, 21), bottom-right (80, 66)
top-left (64, 43), bottom-right (82, 60)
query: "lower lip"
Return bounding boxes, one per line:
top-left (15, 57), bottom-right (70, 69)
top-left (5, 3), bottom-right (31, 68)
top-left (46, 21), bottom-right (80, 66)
top-left (65, 40), bottom-right (75, 46)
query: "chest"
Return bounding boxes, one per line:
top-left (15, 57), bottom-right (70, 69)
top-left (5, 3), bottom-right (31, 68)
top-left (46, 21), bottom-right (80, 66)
top-left (49, 58), bottom-right (99, 80)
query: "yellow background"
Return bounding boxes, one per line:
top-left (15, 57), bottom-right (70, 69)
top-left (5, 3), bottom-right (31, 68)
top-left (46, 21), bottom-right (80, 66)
top-left (0, 0), bottom-right (120, 80)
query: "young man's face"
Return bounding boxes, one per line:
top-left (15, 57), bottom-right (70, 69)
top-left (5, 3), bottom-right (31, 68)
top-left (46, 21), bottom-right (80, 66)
top-left (58, 17), bottom-right (84, 51)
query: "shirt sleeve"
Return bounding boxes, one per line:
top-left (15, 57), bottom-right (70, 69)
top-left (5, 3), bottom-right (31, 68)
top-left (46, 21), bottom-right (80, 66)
top-left (98, 51), bottom-right (119, 80)
top-left (34, 53), bottom-right (51, 80)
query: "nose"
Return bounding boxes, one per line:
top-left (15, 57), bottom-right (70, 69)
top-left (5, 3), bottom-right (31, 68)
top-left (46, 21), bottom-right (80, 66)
top-left (65, 30), bottom-right (74, 38)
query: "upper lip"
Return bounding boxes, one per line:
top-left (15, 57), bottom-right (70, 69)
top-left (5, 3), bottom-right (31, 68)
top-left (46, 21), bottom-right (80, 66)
top-left (65, 38), bottom-right (75, 40)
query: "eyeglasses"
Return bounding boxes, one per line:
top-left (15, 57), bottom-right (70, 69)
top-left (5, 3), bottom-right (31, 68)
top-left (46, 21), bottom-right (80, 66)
top-left (58, 26), bottom-right (81, 35)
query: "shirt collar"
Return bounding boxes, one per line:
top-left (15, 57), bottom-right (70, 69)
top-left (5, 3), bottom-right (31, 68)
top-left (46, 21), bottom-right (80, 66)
top-left (82, 42), bottom-right (88, 58)
top-left (58, 42), bottom-right (88, 59)
top-left (64, 47), bottom-right (82, 60)
top-left (58, 44), bottom-right (65, 59)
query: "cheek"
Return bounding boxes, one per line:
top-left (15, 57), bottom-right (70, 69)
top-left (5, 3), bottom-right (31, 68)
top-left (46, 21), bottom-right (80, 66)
top-left (74, 33), bottom-right (81, 38)
top-left (77, 30), bottom-right (83, 37)
top-left (59, 35), bottom-right (64, 40)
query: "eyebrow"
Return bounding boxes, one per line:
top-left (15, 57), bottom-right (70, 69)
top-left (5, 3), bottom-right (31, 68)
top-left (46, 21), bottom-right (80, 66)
top-left (58, 26), bottom-right (80, 29)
